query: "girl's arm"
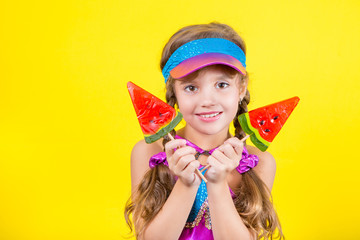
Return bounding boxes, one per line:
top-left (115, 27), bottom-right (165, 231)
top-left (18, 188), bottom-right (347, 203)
top-left (131, 139), bottom-right (201, 240)
top-left (247, 145), bottom-right (276, 191)
top-left (207, 150), bottom-right (276, 240)
top-left (205, 138), bottom-right (255, 240)
top-left (142, 179), bottom-right (199, 240)
top-left (205, 138), bottom-right (277, 239)
top-left (207, 180), bottom-right (256, 240)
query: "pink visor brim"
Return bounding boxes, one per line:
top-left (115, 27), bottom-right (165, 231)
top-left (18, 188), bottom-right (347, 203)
top-left (169, 52), bottom-right (246, 79)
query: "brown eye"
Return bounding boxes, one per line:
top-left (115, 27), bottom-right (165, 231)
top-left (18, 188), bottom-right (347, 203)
top-left (216, 82), bottom-right (229, 89)
top-left (185, 85), bottom-right (197, 92)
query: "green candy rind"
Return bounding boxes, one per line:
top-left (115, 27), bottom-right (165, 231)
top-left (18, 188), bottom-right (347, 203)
top-left (249, 134), bottom-right (269, 152)
top-left (145, 112), bottom-right (183, 144)
top-left (238, 113), bottom-right (253, 135)
top-left (238, 113), bottom-right (270, 152)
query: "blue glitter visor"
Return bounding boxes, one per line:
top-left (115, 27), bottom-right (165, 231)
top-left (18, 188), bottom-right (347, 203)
top-left (162, 38), bottom-right (246, 83)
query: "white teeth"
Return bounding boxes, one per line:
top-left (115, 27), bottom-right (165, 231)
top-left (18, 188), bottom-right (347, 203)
top-left (200, 112), bottom-right (220, 118)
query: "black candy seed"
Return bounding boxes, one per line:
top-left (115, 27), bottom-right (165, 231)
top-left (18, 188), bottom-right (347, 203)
top-left (264, 129), bottom-right (271, 132)
top-left (260, 120), bottom-right (265, 125)
top-left (273, 116), bottom-right (279, 120)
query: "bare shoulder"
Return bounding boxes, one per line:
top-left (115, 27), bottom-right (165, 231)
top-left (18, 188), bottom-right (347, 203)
top-left (131, 138), bottom-right (163, 160)
top-left (246, 145), bottom-right (276, 191)
top-left (246, 145), bottom-right (276, 171)
top-left (130, 139), bottom-right (163, 192)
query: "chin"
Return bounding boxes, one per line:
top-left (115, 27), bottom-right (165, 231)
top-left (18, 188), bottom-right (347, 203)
top-left (193, 124), bottom-right (229, 136)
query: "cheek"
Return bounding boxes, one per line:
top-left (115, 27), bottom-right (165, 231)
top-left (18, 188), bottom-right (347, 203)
top-left (177, 99), bottom-right (195, 123)
top-left (175, 94), bottom-right (192, 113)
top-left (223, 94), bottom-right (240, 115)
top-left (177, 101), bottom-right (192, 114)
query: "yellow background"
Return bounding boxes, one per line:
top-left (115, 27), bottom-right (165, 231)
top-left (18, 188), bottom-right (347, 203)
top-left (1, 0), bottom-right (359, 239)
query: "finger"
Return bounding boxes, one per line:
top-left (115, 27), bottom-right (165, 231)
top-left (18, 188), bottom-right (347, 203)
top-left (171, 146), bottom-right (196, 165)
top-left (172, 154), bottom-right (194, 176)
top-left (176, 154), bottom-right (196, 171)
top-left (182, 160), bottom-right (200, 176)
top-left (210, 149), bottom-right (229, 165)
top-left (165, 139), bottom-right (187, 158)
top-left (206, 155), bottom-right (225, 172)
top-left (224, 137), bottom-right (244, 155)
top-left (220, 143), bottom-right (238, 160)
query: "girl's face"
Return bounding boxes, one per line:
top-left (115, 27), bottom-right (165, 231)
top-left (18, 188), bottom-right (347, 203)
top-left (174, 65), bottom-right (246, 137)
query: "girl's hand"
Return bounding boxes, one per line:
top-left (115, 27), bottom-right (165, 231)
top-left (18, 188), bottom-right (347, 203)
top-left (205, 137), bottom-right (244, 183)
top-left (165, 139), bottom-right (201, 187)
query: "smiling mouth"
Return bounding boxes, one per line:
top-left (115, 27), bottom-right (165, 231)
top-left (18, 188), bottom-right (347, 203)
top-left (196, 112), bottom-right (222, 118)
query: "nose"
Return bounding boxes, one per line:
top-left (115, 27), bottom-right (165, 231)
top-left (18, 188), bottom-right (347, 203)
top-left (199, 88), bottom-right (216, 107)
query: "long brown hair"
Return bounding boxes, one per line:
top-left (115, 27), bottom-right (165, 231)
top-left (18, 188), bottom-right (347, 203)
top-left (125, 22), bottom-right (284, 239)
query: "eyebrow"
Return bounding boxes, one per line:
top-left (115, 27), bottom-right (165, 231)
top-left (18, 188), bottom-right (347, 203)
top-left (213, 74), bottom-right (237, 82)
top-left (176, 71), bottom-right (238, 85)
top-left (216, 75), bottom-right (230, 81)
top-left (177, 78), bottom-right (196, 85)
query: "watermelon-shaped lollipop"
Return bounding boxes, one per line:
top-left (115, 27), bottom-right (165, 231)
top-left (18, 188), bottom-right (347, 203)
top-left (238, 97), bottom-right (300, 151)
top-left (128, 81), bottom-right (208, 182)
top-left (127, 81), bottom-right (183, 144)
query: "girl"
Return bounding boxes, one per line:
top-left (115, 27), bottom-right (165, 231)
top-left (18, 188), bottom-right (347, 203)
top-left (125, 22), bottom-right (284, 240)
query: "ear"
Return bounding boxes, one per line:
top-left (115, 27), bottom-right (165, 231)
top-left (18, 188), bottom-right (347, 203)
top-left (240, 88), bottom-right (246, 100)
top-left (238, 81), bottom-right (247, 102)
